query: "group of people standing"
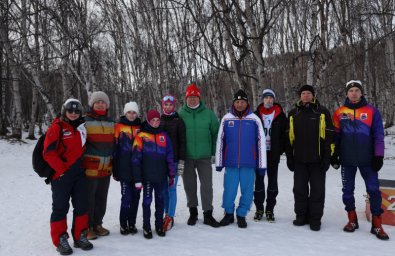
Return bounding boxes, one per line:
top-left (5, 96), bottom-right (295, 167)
top-left (42, 80), bottom-right (389, 255)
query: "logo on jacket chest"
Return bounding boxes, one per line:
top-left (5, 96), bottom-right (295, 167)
top-left (228, 121), bottom-right (234, 127)
top-left (159, 136), bottom-right (165, 142)
top-left (340, 113), bottom-right (352, 120)
top-left (62, 130), bottom-right (73, 139)
top-left (360, 113), bottom-right (368, 120)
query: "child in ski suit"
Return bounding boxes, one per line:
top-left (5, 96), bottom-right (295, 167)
top-left (113, 102), bottom-right (142, 235)
top-left (160, 95), bottom-right (186, 231)
top-left (132, 110), bottom-right (176, 239)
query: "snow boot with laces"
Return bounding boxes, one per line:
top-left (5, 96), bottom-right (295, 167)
top-left (73, 230), bottom-right (93, 251)
top-left (56, 233), bottom-right (73, 255)
top-left (265, 211), bottom-right (275, 222)
top-left (253, 210), bottom-right (264, 221)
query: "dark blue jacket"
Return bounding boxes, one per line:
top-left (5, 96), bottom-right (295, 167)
top-left (333, 97), bottom-right (384, 166)
top-left (113, 116), bottom-right (141, 181)
top-left (132, 122), bottom-right (175, 183)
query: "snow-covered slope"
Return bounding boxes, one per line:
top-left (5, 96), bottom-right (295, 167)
top-left (0, 131), bottom-right (394, 256)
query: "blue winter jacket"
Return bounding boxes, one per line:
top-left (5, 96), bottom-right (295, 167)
top-left (132, 121), bottom-right (176, 183)
top-left (215, 106), bottom-right (266, 170)
top-left (333, 97), bottom-right (384, 166)
top-left (113, 116), bottom-right (141, 182)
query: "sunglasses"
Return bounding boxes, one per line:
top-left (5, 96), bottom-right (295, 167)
top-left (66, 109), bottom-right (82, 115)
top-left (163, 95), bottom-right (174, 101)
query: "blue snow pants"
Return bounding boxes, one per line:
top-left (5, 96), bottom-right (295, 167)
top-left (164, 175), bottom-right (179, 218)
top-left (222, 167), bottom-right (255, 217)
top-left (164, 162), bottom-right (178, 218)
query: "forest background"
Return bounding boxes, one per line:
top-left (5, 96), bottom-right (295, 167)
top-left (1, 0), bottom-right (394, 139)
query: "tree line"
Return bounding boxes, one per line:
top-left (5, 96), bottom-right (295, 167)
top-left (1, 0), bottom-right (394, 139)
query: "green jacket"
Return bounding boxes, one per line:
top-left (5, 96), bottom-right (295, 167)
top-left (179, 101), bottom-right (219, 159)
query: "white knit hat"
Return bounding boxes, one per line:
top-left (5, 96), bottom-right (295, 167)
top-left (123, 101), bottom-right (139, 116)
top-left (262, 89), bottom-right (276, 99)
top-left (88, 91), bottom-right (110, 108)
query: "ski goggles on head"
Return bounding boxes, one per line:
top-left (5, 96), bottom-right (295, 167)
top-left (163, 95), bottom-right (175, 101)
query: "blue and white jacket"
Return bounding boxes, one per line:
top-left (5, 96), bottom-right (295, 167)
top-left (215, 106), bottom-right (266, 170)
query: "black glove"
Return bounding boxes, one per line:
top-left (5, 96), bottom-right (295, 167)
top-left (330, 155), bottom-right (340, 170)
top-left (320, 158), bottom-right (330, 172)
top-left (372, 156), bottom-right (384, 172)
top-left (287, 157), bottom-right (295, 172)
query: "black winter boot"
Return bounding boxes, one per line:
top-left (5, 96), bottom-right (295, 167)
top-left (187, 207), bottom-right (198, 226)
top-left (236, 215), bottom-right (247, 228)
top-left (253, 210), bottom-right (264, 221)
top-left (203, 210), bottom-right (220, 228)
top-left (143, 227), bottom-right (153, 239)
top-left (57, 233), bottom-right (73, 255)
top-left (293, 215), bottom-right (309, 226)
top-left (265, 211), bottom-right (275, 222)
top-left (219, 213), bottom-right (234, 226)
top-left (120, 225), bottom-right (129, 235)
top-left (73, 230), bottom-right (93, 251)
top-left (129, 224), bottom-right (138, 235)
top-left (309, 221), bottom-right (321, 231)
top-left (155, 227), bottom-right (166, 237)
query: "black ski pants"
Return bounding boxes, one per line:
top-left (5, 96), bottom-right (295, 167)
top-left (254, 152), bottom-right (279, 212)
top-left (293, 161), bottom-right (326, 224)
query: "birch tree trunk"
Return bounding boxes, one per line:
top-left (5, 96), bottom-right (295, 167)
top-left (245, 2), bottom-right (264, 109)
top-left (218, 0), bottom-right (244, 89)
top-left (383, 9), bottom-right (395, 127)
top-left (306, 0), bottom-right (319, 85)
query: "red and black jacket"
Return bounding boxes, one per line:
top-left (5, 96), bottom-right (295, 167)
top-left (43, 118), bottom-right (86, 179)
top-left (255, 103), bottom-right (288, 164)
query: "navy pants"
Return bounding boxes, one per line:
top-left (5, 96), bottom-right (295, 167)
top-left (50, 161), bottom-right (88, 245)
top-left (341, 165), bottom-right (383, 215)
top-left (119, 181), bottom-right (141, 227)
top-left (142, 181), bottom-right (167, 229)
top-left (51, 165), bottom-right (88, 222)
top-left (254, 152), bottom-right (279, 212)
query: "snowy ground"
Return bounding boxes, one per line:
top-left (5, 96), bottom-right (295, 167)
top-left (0, 129), bottom-right (394, 256)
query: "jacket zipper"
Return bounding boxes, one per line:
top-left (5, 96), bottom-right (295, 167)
top-left (193, 111), bottom-right (196, 157)
top-left (238, 118), bottom-right (242, 168)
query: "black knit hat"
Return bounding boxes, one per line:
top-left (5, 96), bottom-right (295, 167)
top-left (233, 89), bottom-right (248, 102)
top-left (345, 80), bottom-right (363, 94)
top-left (299, 85), bottom-right (315, 96)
